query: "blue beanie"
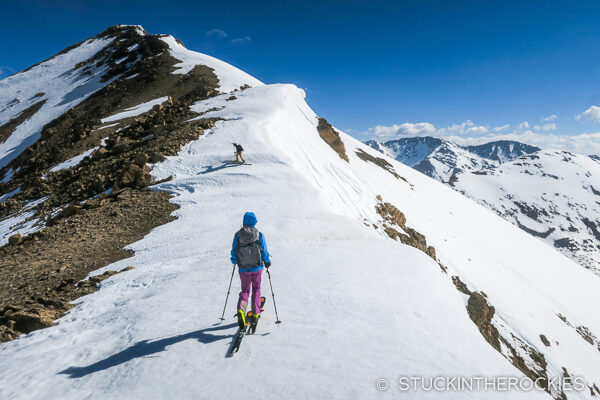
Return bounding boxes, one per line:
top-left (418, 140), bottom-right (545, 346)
top-left (243, 212), bottom-right (257, 227)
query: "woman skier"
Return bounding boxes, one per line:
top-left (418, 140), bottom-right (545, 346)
top-left (230, 212), bottom-right (271, 329)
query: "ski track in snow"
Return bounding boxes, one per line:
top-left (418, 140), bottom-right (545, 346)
top-left (0, 78), bottom-right (599, 398)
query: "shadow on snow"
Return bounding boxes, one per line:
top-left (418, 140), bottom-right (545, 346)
top-left (198, 160), bottom-right (244, 175)
top-left (59, 323), bottom-right (237, 378)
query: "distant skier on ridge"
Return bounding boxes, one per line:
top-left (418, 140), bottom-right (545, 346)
top-left (230, 212), bottom-right (270, 329)
top-left (232, 142), bottom-right (245, 163)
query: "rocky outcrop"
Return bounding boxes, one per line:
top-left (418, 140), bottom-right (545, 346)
top-left (0, 266), bottom-right (135, 342)
top-left (375, 197), bottom-right (436, 260)
top-left (7, 234), bottom-right (23, 246)
top-left (316, 118), bottom-right (349, 162)
top-left (467, 292), bottom-right (501, 351)
top-left (540, 334), bottom-right (551, 346)
top-left (116, 164), bottom-right (152, 189)
top-left (0, 187), bottom-right (177, 343)
top-left (356, 149), bottom-right (411, 186)
top-left (458, 281), bottom-right (552, 395)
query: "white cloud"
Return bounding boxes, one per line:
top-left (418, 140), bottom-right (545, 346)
top-left (441, 120), bottom-right (489, 135)
top-left (206, 29), bottom-right (228, 38)
top-left (361, 117), bottom-right (600, 155)
top-left (231, 36), bottom-right (252, 46)
top-left (576, 105), bottom-right (600, 122)
top-left (445, 131), bottom-right (600, 155)
top-left (365, 120), bottom-right (491, 138)
top-left (541, 114), bottom-right (558, 122)
top-left (367, 122), bottom-right (436, 138)
top-left (533, 123), bottom-right (556, 131)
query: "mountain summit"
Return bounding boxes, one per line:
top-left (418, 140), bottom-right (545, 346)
top-left (1, 26), bottom-right (599, 400)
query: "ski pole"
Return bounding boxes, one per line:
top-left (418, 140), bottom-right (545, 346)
top-left (220, 264), bottom-right (236, 321)
top-left (266, 267), bottom-right (282, 324)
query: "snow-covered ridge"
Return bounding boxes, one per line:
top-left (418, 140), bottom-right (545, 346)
top-left (0, 24), bottom-right (262, 174)
top-left (1, 82), bottom-right (598, 399)
top-left (0, 36), bottom-right (118, 169)
top-left (160, 35), bottom-right (263, 93)
top-left (0, 24), bottom-right (269, 256)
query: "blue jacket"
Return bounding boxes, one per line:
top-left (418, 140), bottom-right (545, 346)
top-left (230, 212), bottom-right (270, 272)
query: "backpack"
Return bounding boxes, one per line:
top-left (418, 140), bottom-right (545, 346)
top-left (236, 226), bottom-right (262, 269)
top-left (235, 144), bottom-right (244, 152)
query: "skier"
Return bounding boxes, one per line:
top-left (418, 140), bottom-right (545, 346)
top-left (232, 142), bottom-right (245, 163)
top-left (230, 212), bottom-right (271, 329)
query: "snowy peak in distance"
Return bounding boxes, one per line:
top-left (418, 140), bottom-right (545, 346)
top-left (365, 136), bottom-right (444, 167)
top-left (365, 136), bottom-right (530, 182)
top-left (366, 136), bottom-right (600, 273)
top-left (465, 140), bottom-right (541, 163)
top-left (366, 136), bottom-right (539, 182)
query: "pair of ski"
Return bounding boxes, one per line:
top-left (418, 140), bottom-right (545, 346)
top-left (228, 296), bottom-right (265, 357)
top-left (225, 160), bottom-right (253, 165)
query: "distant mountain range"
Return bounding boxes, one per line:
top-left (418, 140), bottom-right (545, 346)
top-left (367, 137), bottom-right (600, 274)
top-left (365, 137), bottom-right (539, 183)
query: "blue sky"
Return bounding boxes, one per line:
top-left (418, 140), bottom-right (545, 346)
top-left (2, 0), bottom-right (600, 153)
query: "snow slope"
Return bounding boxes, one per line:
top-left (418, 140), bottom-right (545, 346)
top-left (0, 36), bottom-right (119, 168)
top-left (452, 150), bottom-right (600, 275)
top-left (1, 75), bottom-right (599, 398)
